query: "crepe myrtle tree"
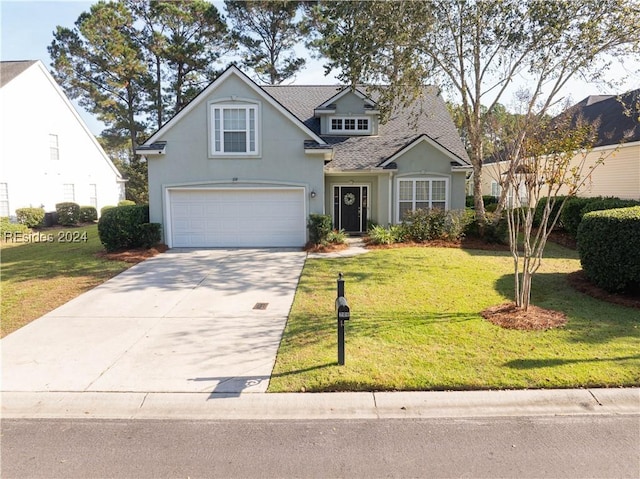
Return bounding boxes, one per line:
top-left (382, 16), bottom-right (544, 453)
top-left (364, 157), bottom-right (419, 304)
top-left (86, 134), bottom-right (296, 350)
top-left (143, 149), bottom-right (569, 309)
top-left (495, 107), bottom-right (614, 311)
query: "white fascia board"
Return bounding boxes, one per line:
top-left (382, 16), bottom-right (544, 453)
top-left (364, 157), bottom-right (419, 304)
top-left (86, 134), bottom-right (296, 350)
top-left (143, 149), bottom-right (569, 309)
top-left (324, 168), bottom-right (393, 175)
top-left (35, 61), bottom-right (124, 180)
top-left (380, 135), bottom-right (470, 168)
top-left (144, 65), bottom-right (326, 146)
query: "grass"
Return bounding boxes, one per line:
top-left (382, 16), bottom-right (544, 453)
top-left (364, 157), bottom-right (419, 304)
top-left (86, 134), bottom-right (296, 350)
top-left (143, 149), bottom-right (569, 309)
top-left (269, 242), bottom-right (640, 392)
top-left (1, 224), bottom-right (132, 337)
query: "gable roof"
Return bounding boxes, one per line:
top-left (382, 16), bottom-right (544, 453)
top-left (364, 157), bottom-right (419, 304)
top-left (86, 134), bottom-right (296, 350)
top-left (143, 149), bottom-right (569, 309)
top-left (142, 65), bottom-right (326, 147)
top-left (0, 60), bottom-right (37, 88)
top-left (1, 60), bottom-right (123, 180)
top-left (558, 89), bottom-right (640, 146)
top-left (263, 85), bottom-right (471, 170)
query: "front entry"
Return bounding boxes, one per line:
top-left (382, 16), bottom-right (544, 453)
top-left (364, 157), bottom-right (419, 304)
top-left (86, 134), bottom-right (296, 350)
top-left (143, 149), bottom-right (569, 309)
top-left (334, 185), bottom-right (368, 233)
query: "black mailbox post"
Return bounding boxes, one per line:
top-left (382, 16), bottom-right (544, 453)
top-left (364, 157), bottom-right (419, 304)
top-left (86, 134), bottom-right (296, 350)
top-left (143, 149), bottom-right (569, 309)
top-left (336, 273), bottom-right (350, 365)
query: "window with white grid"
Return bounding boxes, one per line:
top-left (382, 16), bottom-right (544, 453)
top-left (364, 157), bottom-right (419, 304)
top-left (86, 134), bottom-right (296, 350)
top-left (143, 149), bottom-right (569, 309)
top-left (397, 177), bottom-right (449, 221)
top-left (211, 104), bottom-right (258, 155)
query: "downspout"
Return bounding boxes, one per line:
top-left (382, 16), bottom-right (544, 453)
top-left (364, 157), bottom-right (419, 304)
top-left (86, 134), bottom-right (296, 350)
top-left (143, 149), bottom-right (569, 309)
top-left (388, 171), bottom-right (395, 225)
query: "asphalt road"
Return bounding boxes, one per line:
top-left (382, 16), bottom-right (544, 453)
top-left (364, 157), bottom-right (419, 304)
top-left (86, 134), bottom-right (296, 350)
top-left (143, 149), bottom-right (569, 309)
top-left (2, 415), bottom-right (638, 478)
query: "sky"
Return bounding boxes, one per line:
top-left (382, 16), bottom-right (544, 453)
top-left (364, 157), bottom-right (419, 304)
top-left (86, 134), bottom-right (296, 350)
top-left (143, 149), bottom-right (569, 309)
top-left (2, 0), bottom-right (639, 136)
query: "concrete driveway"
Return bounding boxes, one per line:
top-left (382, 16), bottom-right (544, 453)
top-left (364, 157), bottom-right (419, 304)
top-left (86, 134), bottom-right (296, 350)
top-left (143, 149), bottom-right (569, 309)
top-left (1, 249), bottom-right (306, 394)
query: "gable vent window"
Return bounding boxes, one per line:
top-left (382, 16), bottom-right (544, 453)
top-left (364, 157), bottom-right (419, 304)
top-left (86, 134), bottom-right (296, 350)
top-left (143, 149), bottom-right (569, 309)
top-left (329, 116), bottom-right (370, 134)
top-left (50, 134), bottom-right (59, 161)
top-left (211, 104), bottom-right (258, 155)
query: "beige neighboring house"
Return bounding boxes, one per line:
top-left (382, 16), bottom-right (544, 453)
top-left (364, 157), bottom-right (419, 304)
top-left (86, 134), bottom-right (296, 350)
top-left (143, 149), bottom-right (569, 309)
top-left (0, 60), bottom-right (125, 219)
top-left (481, 89), bottom-right (640, 202)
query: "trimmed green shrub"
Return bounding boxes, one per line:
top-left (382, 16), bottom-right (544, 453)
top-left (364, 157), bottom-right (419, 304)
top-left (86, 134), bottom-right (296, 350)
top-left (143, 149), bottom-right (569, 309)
top-left (401, 209), bottom-right (470, 242)
top-left (15, 207), bottom-right (45, 228)
top-left (465, 212), bottom-right (508, 244)
top-left (308, 214), bottom-right (333, 245)
top-left (533, 196), bottom-right (567, 229)
top-left (561, 197), bottom-right (593, 237)
top-left (55, 202), bottom-right (80, 226)
top-left (100, 205), bottom-right (116, 217)
top-left (581, 197), bottom-right (640, 217)
top-left (118, 200), bottom-right (136, 207)
top-left (577, 206), bottom-right (640, 293)
top-left (562, 197), bottom-right (640, 238)
top-left (98, 204), bottom-right (151, 252)
top-left (138, 222), bottom-right (162, 248)
top-left (79, 206), bottom-right (98, 223)
top-left (465, 196), bottom-right (475, 208)
top-left (0, 217), bottom-right (30, 238)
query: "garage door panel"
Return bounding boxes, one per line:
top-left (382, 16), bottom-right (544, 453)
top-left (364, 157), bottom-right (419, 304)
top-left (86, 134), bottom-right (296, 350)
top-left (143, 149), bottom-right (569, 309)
top-left (169, 189), bottom-right (305, 247)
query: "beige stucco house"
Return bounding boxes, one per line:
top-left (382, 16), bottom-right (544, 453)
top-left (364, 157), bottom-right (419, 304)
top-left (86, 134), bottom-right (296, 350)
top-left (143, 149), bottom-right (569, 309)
top-left (481, 90), bottom-right (640, 202)
top-left (138, 66), bottom-right (471, 248)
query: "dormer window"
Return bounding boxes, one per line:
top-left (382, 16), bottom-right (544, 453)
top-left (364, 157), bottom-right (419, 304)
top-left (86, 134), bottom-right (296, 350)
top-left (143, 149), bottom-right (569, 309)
top-left (329, 116), bottom-right (370, 134)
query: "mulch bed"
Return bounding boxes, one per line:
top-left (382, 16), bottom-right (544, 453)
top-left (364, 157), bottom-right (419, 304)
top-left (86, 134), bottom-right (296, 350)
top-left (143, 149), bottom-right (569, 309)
top-left (96, 244), bottom-right (169, 264)
top-left (481, 303), bottom-right (568, 330)
top-left (567, 270), bottom-right (640, 309)
top-left (364, 237), bottom-right (510, 251)
top-left (304, 242), bottom-right (349, 253)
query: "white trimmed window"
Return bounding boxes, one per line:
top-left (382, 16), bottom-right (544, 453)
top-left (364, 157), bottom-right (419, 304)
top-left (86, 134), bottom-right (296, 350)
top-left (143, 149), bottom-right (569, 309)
top-left (211, 104), bottom-right (258, 155)
top-left (63, 183), bottom-right (75, 202)
top-left (0, 183), bottom-right (9, 217)
top-left (397, 178), bottom-right (448, 221)
top-left (50, 134), bottom-right (59, 161)
top-left (491, 181), bottom-right (501, 197)
top-left (89, 184), bottom-right (97, 208)
top-left (329, 116), bottom-right (370, 134)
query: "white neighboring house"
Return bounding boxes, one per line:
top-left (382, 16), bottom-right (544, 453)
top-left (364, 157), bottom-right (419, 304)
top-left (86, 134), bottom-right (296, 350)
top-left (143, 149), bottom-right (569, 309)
top-left (0, 60), bottom-right (125, 219)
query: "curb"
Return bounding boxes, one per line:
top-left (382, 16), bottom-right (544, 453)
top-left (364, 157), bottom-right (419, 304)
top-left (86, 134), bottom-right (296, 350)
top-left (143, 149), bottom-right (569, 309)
top-left (3, 388), bottom-right (638, 420)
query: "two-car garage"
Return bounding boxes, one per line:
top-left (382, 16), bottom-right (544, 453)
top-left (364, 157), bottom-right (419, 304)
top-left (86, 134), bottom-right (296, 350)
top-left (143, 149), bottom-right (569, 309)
top-left (167, 187), bottom-right (307, 248)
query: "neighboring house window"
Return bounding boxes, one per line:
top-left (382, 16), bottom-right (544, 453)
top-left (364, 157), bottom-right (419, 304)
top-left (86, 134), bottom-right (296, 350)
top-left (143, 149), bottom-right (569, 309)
top-left (491, 181), bottom-right (501, 197)
top-left (211, 104), bottom-right (258, 155)
top-left (329, 116), bottom-right (370, 134)
top-left (89, 184), bottom-right (97, 208)
top-left (50, 134), bottom-right (59, 161)
top-left (397, 178), bottom-right (448, 220)
top-left (0, 183), bottom-right (9, 217)
top-left (63, 184), bottom-right (75, 202)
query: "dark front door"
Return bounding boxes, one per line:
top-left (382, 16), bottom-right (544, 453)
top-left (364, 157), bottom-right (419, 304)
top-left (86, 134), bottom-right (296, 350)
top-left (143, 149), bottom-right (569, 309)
top-left (334, 186), bottom-right (367, 233)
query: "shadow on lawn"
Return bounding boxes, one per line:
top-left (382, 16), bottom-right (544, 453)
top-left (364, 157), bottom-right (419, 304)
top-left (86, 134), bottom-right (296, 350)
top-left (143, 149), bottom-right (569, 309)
top-left (505, 355), bottom-right (640, 369)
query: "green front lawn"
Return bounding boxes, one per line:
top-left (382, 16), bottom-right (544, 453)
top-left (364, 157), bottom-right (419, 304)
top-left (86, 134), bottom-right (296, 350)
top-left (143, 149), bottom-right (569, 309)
top-left (1, 225), bottom-right (132, 337)
top-left (269, 243), bottom-right (640, 392)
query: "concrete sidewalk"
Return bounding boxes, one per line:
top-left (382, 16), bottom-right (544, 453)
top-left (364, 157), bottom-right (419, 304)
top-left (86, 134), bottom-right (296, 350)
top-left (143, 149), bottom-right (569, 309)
top-left (2, 388), bottom-right (638, 420)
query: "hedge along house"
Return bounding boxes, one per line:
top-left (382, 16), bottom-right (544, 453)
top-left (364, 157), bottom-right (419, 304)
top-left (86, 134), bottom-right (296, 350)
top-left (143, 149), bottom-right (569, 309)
top-left (137, 65), bottom-right (471, 248)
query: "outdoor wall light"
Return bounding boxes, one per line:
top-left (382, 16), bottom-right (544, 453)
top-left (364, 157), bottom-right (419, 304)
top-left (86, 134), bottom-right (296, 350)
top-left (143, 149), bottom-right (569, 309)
top-left (310, 190), bottom-right (317, 199)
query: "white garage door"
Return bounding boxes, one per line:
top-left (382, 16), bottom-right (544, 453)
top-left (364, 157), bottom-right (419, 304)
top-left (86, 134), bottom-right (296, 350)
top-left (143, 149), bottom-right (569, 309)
top-left (169, 188), bottom-right (306, 247)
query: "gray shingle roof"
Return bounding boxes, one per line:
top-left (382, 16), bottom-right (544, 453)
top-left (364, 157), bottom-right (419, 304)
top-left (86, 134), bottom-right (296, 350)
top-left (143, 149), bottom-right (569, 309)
top-left (0, 61), bottom-right (37, 88)
top-left (558, 89), bottom-right (640, 146)
top-left (263, 85), bottom-right (470, 170)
